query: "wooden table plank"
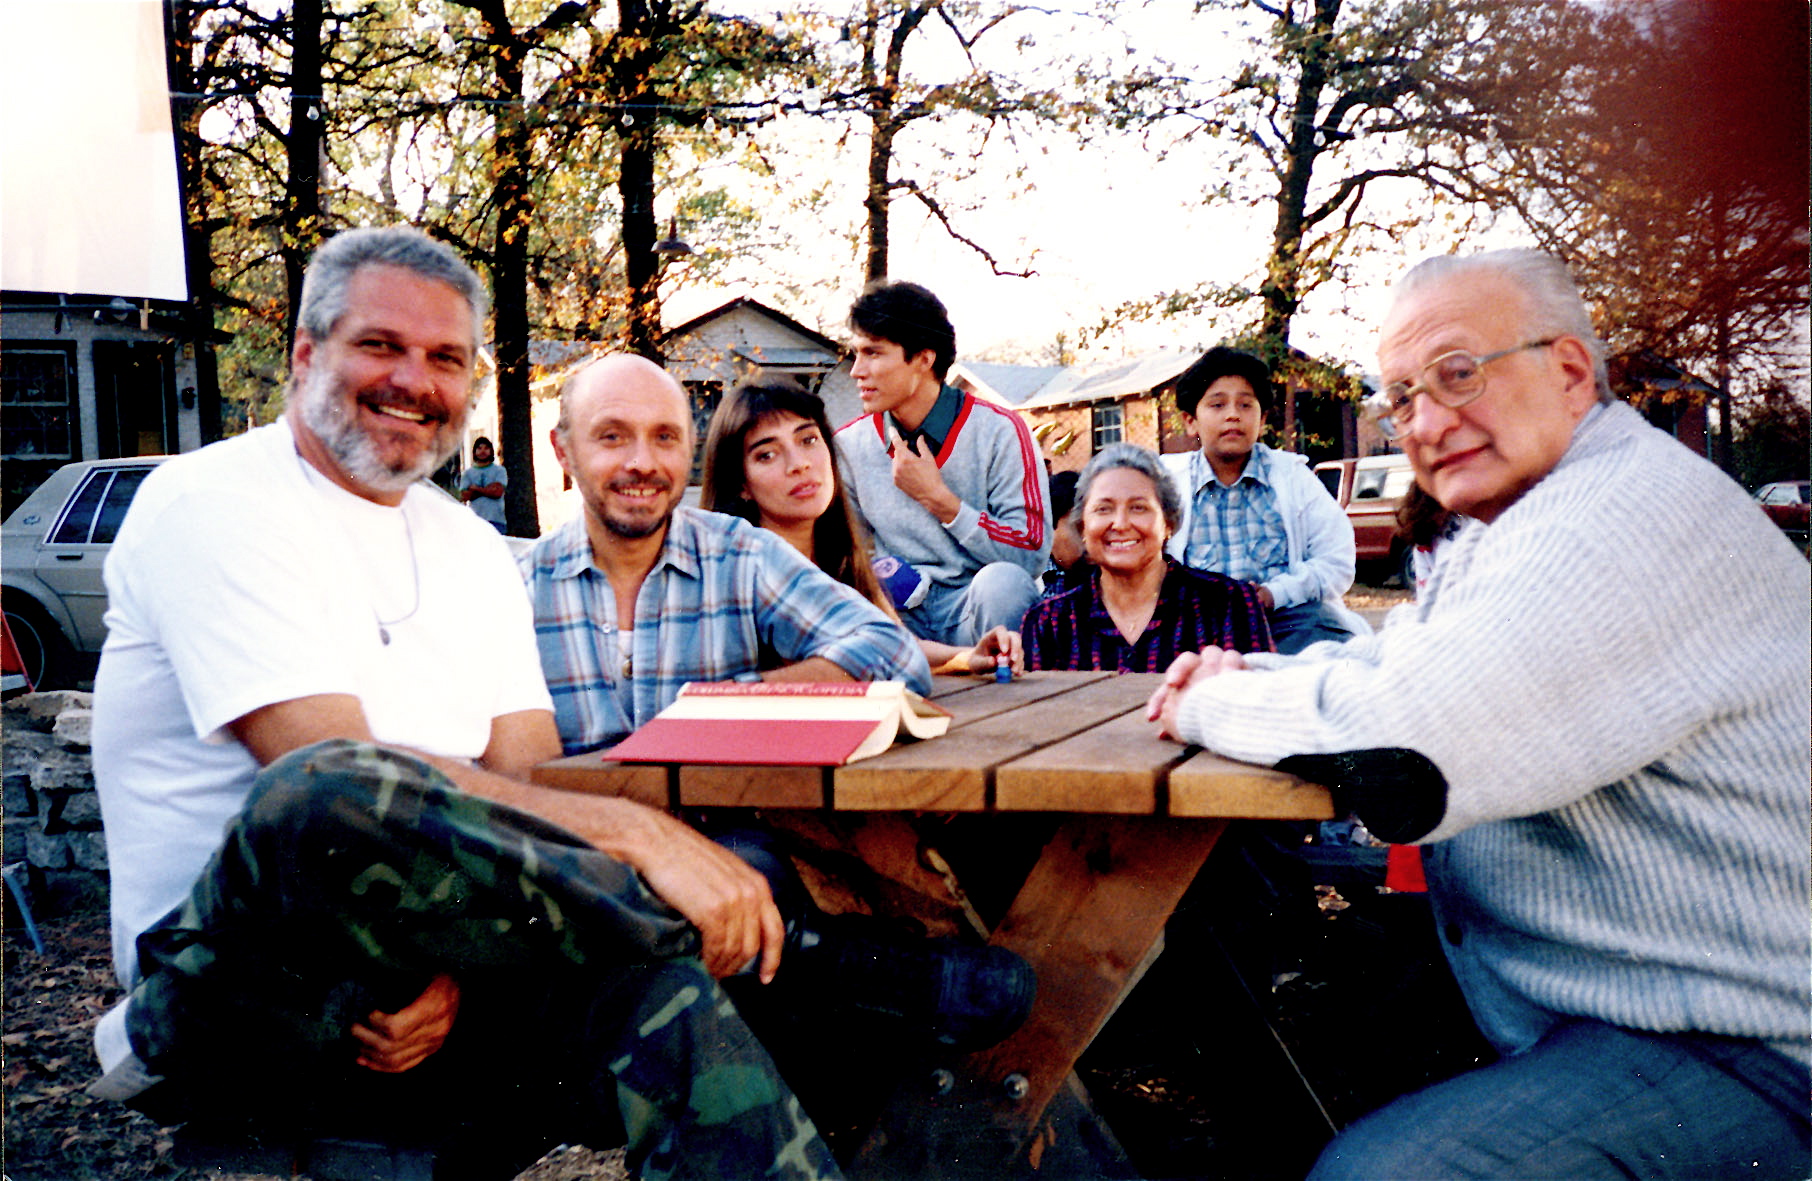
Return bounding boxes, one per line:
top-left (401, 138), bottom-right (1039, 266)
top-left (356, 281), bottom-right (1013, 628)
top-left (1169, 747), bottom-right (1336, 820)
top-left (930, 669), bottom-right (1114, 727)
top-left (677, 764), bottom-right (828, 808)
top-left (539, 676), bottom-right (1113, 812)
top-left (832, 674), bottom-right (1159, 812)
top-left (528, 753), bottom-right (669, 809)
top-left (923, 676), bottom-right (991, 702)
top-left (995, 705), bottom-right (1192, 813)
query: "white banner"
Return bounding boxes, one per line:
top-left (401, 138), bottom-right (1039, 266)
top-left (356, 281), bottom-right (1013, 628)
top-left (1, 0), bottom-right (188, 300)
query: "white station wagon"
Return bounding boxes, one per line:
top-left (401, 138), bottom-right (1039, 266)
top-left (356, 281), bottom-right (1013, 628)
top-left (4, 457), bottom-right (164, 689)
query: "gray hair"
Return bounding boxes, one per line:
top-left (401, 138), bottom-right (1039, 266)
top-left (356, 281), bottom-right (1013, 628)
top-left (1074, 443), bottom-right (1184, 534)
top-left (1394, 249), bottom-right (1612, 403)
top-left (296, 226), bottom-right (488, 353)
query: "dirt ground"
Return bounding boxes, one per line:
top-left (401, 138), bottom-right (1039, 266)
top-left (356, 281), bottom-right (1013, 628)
top-left (0, 905), bottom-right (628, 1181)
top-left (2, 908), bottom-right (178, 1180)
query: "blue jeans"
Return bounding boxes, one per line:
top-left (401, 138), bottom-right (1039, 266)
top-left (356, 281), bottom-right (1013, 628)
top-left (1309, 1018), bottom-right (1811, 1180)
top-left (1267, 598), bottom-right (1360, 655)
top-left (903, 562), bottom-right (1041, 647)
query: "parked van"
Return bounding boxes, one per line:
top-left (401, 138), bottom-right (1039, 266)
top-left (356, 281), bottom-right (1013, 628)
top-left (1313, 453), bottom-right (1416, 586)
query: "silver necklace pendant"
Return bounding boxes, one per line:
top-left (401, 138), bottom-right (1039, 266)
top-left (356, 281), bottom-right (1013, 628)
top-left (370, 505), bottom-right (420, 647)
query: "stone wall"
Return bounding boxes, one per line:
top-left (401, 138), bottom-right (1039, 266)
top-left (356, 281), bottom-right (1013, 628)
top-left (3, 691), bottom-right (107, 917)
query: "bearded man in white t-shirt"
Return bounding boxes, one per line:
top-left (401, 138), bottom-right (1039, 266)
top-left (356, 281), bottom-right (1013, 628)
top-left (87, 226), bottom-right (842, 1181)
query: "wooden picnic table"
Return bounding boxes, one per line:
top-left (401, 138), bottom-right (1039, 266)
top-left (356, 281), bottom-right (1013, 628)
top-left (532, 670), bottom-right (1336, 1177)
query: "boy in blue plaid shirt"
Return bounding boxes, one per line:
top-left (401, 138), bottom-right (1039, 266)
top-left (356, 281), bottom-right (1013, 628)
top-left (1159, 347), bottom-right (1369, 654)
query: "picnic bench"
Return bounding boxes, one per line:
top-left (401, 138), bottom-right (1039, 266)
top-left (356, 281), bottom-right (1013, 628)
top-left (534, 670), bottom-right (1339, 1177)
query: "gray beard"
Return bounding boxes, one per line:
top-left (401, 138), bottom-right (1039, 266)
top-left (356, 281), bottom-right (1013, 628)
top-left (293, 366), bottom-right (460, 493)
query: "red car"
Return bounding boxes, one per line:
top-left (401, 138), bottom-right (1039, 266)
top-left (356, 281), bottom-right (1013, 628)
top-left (1753, 480), bottom-right (1809, 542)
top-left (1314, 454), bottom-right (1417, 586)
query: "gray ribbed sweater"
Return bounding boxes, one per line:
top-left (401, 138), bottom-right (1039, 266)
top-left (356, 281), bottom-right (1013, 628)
top-left (1176, 403), bottom-right (1811, 1065)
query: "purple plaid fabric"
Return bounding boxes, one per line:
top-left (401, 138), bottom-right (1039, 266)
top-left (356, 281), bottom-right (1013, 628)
top-left (1022, 558), bottom-right (1275, 672)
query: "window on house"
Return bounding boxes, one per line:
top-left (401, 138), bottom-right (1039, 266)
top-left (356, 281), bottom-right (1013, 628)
top-left (2, 347), bottom-right (77, 461)
top-left (1091, 402), bottom-right (1123, 452)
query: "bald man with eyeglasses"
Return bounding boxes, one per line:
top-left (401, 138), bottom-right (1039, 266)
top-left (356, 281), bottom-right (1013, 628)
top-left (1149, 249), bottom-right (1810, 1180)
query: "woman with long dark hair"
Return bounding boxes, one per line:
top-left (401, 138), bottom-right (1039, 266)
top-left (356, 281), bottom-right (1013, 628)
top-left (701, 375), bottom-right (1021, 674)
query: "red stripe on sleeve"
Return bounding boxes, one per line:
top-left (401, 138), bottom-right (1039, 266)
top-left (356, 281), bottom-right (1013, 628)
top-left (957, 398), bottom-right (1046, 551)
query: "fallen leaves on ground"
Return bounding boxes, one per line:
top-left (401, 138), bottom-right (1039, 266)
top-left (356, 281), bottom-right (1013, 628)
top-left (2, 911), bottom-right (186, 1181)
top-left (2, 909), bottom-right (626, 1180)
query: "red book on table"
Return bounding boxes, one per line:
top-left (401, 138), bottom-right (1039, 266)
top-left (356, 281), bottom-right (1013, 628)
top-left (603, 681), bottom-right (951, 767)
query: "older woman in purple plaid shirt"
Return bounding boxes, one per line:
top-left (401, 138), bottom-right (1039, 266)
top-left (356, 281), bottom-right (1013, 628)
top-left (1023, 444), bottom-right (1275, 671)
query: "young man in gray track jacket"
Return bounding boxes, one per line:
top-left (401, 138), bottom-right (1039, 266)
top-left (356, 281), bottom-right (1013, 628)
top-left (835, 281), bottom-right (1050, 647)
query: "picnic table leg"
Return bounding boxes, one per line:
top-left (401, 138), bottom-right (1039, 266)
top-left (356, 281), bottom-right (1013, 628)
top-left (849, 814), bottom-right (1228, 1178)
top-left (759, 811), bottom-right (987, 939)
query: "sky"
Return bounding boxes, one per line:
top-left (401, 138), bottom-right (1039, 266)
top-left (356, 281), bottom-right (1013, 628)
top-left (664, 108), bottom-right (1311, 367)
top-left (0, 0), bottom-right (1480, 381)
top-left (662, 0), bottom-right (1509, 381)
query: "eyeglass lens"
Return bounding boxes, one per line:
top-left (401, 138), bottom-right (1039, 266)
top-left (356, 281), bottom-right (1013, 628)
top-left (1373, 351), bottom-right (1485, 436)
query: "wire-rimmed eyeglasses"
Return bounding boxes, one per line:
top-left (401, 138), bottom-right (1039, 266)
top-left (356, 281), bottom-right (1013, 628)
top-left (1363, 339), bottom-right (1559, 441)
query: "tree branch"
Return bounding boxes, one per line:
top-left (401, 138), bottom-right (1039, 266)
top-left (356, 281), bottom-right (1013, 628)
top-left (897, 179), bottom-right (1035, 277)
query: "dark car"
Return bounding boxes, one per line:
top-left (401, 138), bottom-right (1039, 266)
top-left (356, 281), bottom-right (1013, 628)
top-left (1753, 480), bottom-right (1809, 542)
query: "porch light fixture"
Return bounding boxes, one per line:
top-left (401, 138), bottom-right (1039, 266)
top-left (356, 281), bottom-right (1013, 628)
top-left (654, 219), bottom-right (693, 259)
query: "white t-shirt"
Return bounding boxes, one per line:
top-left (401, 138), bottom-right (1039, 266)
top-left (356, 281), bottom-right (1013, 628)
top-left (92, 418), bottom-right (552, 997)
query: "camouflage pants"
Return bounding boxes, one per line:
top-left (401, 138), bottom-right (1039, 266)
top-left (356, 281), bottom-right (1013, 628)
top-left (124, 739), bottom-right (842, 1181)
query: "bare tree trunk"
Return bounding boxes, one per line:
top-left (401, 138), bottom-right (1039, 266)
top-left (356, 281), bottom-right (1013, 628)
top-left (863, 119), bottom-right (895, 282)
top-left (617, 0), bottom-right (664, 362)
top-left (859, 0), bottom-right (930, 284)
top-left (480, 2), bottom-right (540, 536)
top-left (163, 0), bottom-right (223, 444)
top-left (1259, 0), bottom-right (1340, 450)
top-left (620, 124), bottom-right (661, 360)
top-left (283, 0), bottom-right (323, 350)
top-left (1709, 185), bottom-right (1734, 474)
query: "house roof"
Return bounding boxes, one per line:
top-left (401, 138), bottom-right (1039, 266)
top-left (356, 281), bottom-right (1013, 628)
top-left (1018, 350), bottom-right (1199, 411)
top-left (523, 294), bottom-right (845, 385)
top-left (1614, 350), bottom-right (1717, 395)
top-left (528, 340), bottom-right (598, 370)
top-left (1, 291), bottom-right (234, 344)
top-left (950, 361), bottom-right (1066, 407)
top-left (661, 296), bottom-right (841, 353)
top-left (728, 346), bottom-right (836, 368)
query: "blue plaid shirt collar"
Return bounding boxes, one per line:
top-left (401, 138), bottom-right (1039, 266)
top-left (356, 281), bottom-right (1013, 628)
top-left (1188, 443), bottom-right (1273, 493)
top-left (542, 510), bottom-right (707, 584)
